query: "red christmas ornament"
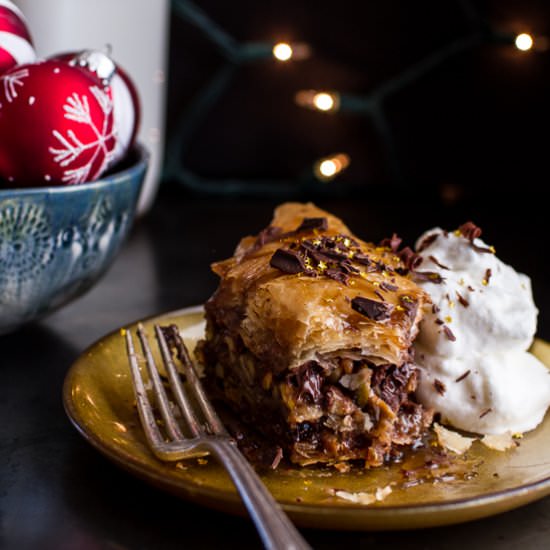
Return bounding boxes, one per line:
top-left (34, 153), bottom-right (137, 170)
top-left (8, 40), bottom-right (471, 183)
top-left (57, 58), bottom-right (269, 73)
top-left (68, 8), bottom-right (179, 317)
top-left (0, 55), bottom-right (117, 187)
top-left (0, 0), bottom-right (35, 74)
top-left (53, 50), bottom-right (140, 164)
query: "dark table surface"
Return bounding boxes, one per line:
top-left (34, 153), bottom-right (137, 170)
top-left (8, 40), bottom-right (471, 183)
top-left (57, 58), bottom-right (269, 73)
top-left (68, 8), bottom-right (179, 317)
top-left (2, 187), bottom-right (549, 550)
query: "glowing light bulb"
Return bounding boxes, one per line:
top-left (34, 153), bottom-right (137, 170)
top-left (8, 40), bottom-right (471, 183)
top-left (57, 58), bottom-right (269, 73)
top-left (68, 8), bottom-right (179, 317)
top-left (295, 90), bottom-right (340, 112)
top-left (273, 42), bottom-right (293, 61)
top-left (319, 160), bottom-right (338, 177)
top-left (313, 92), bottom-right (336, 111)
top-left (515, 33), bottom-right (533, 51)
top-left (313, 153), bottom-right (350, 182)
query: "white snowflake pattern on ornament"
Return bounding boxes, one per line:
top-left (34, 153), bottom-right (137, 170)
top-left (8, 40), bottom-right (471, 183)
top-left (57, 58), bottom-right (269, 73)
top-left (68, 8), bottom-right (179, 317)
top-left (0, 68), bottom-right (30, 104)
top-left (49, 86), bottom-right (116, 185)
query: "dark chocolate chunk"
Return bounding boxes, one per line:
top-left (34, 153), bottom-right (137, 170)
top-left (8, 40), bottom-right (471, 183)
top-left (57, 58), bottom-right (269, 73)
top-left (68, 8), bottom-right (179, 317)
top-left (353, 252), bottom-right (372, 266)
top-left (293, 361), bottom-right (323, 404)
top-left (434, 379), bottom-right (446, 395)
top-left (417, 233), bottom-right (439, 252)
top-left (443, 325), bottom-right (456, 341)
top-left (295, 217), bottom-right (328, 233)
top-left (270, 248), bottom-right (306, 274)
top-left (351, 296), bottom-right (393, 321)
top-left (455, 370), bottom-right (471, 383)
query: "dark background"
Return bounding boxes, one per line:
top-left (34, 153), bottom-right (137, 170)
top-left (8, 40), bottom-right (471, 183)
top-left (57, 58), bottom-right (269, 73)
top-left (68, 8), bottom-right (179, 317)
top-left (164, 0), bottom-right (550, 201)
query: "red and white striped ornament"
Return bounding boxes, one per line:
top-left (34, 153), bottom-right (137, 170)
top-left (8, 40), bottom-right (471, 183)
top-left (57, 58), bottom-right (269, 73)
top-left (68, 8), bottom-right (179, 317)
top-left (0, 0), bottom-right (35, 75)
top-left (0, 55), bottom-right (118, 187)
top-left (53, 50), bottom-right (140, 164)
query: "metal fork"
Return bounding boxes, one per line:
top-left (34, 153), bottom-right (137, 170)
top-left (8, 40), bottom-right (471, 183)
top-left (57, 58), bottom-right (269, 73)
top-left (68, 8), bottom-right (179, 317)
top-left (125, 323), bottom-right (311, 550)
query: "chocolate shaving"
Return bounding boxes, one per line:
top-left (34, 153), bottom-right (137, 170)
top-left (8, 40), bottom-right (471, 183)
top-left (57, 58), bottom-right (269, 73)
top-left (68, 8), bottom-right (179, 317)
top-left (457, 221), bottom-right (494, 253)
top-left (340, 259), bottom-right (359, 274)
top-left (399, 295), bottom-right (418, 320)
top-left (458, 221), bottom-right (482, 242)
top-left (435, 318), bottom-right (444, 325)
top-left (252, 225), bottom-right (283, 250)
top-left (353, 252), bottom-right (372, 267)
top-left (434, 379), bottom-right (446, 395)
top-left (456, 291), bottom-right (469, 308)
top-left (374, 289), bottom-right (386, 301)
top-left (399, 247), bottom-right (423, 272)
top-left (413, 271), bottom-right (445, 284)
top-left (351, 296), bottom-right (393, 321)
top-left (379, 233), bottom-right (402, 252)
top-left (270, 248), bottom-right (306, 274)
top-left (467, 285), bottom-right (475, 292)
top-left (294, 217), bottom-right (328, 234)
top-left (472, 243), bottom-right (495, 254)
top-left (417, 233), bottom-right (439, 252)
top-left (432, 304), bottom-right (441, 314)
top-left (380, 282), bottom-right (398, 292)
top-left (428, 255), bottom-right (450, 270)
top-left (484, 268), bottom-right (492, 285)
top-left (443, 325), bottom-right (456, 341)
top-left (455, 370), bottom-right (471, 383)
top-left (325, 268), bottom-right (349, 285)
top-left (479, 408), bottom-right (493, 419)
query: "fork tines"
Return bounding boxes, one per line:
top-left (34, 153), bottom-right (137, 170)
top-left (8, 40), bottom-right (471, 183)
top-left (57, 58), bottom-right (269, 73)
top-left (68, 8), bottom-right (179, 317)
top-left (125, 322), bottom-right (225, 460)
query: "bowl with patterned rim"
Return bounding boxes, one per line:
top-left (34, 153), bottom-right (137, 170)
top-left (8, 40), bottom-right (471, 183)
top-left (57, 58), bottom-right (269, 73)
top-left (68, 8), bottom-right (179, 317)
top-left (0, 144), bottom-right (149, 335)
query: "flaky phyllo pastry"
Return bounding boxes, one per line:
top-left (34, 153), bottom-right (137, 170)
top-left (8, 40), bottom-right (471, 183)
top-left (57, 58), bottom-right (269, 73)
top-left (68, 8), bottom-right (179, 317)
top-left (197, 203), bottom-right (434, 467)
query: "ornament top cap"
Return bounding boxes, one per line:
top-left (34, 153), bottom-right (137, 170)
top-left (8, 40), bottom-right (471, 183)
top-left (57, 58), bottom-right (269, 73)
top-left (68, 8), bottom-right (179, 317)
top-left (71, 50), bottom-right (116, 83)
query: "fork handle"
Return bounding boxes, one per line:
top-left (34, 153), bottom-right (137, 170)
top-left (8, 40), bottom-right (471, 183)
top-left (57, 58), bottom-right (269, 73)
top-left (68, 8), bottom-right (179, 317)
top-left (210, 440), bottom-right (312, 550)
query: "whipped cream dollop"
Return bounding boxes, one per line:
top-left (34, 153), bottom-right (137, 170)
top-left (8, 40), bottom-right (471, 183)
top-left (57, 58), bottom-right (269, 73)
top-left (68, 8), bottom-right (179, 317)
top-left (413, 224), bottom-right (550, 435)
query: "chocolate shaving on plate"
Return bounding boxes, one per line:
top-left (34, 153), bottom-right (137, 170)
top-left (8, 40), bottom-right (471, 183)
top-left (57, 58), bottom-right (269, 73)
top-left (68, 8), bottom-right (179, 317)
top-left (351, 296), bottom-right (393, 321)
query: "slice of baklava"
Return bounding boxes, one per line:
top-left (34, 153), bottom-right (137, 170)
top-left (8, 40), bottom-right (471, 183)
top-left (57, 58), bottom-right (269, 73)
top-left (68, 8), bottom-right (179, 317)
top-left (197, 202), bottom-right (433, 467)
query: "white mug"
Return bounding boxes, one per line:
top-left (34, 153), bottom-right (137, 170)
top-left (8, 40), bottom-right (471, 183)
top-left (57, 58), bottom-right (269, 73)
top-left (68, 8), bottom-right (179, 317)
top-left (13, 0), bottom-right (170, 215)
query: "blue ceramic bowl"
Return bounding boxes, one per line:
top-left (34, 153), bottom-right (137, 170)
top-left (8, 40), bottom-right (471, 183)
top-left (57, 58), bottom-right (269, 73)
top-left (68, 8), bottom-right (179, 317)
top-left (0, 144), bottom-right (149, 335)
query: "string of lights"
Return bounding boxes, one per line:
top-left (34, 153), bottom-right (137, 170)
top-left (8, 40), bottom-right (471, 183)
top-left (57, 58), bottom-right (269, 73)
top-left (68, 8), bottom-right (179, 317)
top-left (166, 0), bottom-right (544, 196)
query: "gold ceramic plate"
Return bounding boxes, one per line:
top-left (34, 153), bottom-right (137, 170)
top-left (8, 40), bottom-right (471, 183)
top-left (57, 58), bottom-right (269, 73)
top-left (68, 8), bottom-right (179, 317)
top-left (63, 306), bottom-right (550, 530)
